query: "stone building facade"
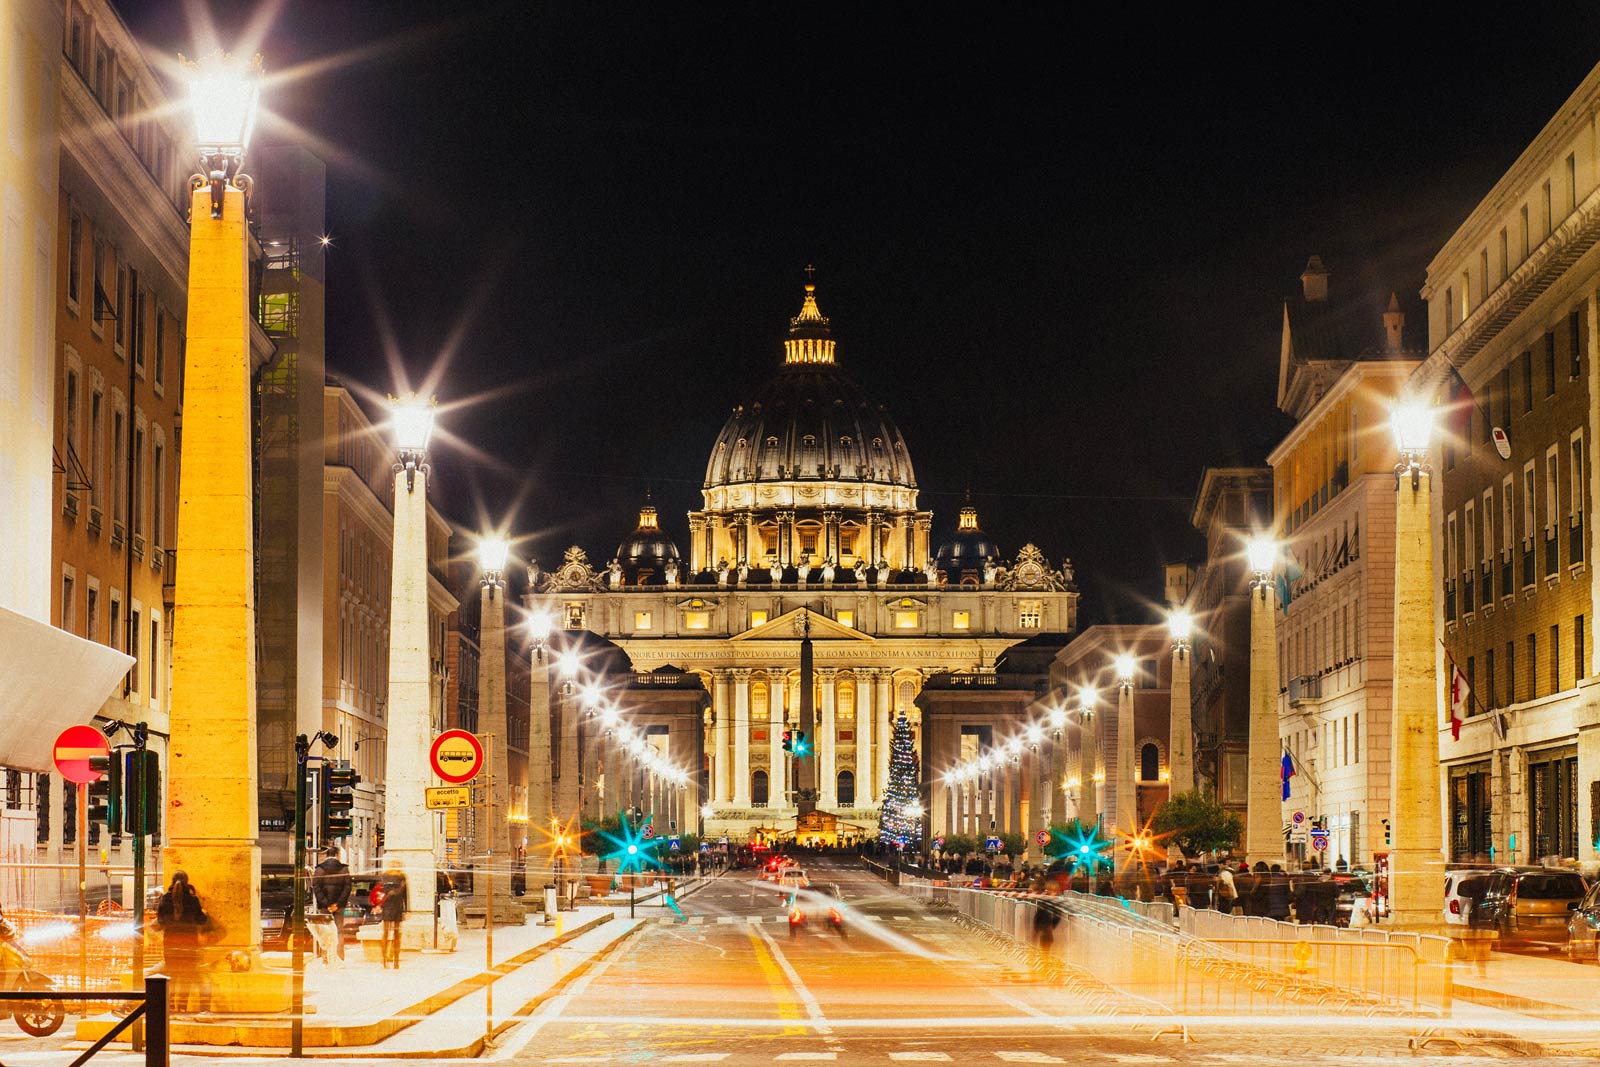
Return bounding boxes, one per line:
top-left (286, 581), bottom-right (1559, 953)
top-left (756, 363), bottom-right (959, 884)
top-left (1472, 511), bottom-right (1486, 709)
top-left (525, 280), bottom-right (1077, 844)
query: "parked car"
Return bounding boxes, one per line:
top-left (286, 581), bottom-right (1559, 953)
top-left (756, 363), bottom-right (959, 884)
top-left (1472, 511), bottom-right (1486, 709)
top-left (260, 873), bottom-right (296, 952)
top-left (1472, 867), bottom-right (1588, 947)
top-left (1443, 870), bottom-right (1493, 927)
top-left (1565, 880), bottom-right (1600, 962)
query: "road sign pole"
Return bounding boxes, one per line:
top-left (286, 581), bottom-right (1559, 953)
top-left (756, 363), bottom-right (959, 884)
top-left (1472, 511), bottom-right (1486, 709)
top-left (291, 734), bottom-right (310, 1058)
top-left (484, 732), bottom-right (493, 1045)
top-left (77, 782), bottom-right (87, 1000)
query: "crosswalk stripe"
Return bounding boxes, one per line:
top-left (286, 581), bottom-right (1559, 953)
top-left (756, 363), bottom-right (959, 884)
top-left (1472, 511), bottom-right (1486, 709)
top-left (717, 916), bottom-right (737, 924)
top-left (889, 1055), bottom-right (953, 1062)
top-left (775, 1054), bottom-right (837, 1061)
top-left (995, 1054), bottom-right (1064, 1064)
top-left (661, 1056), bottom-right (731, 1063)
top-left (689, 915), bottom-right (705, 924)
top-left (748, 915), bottom-right (764, 923)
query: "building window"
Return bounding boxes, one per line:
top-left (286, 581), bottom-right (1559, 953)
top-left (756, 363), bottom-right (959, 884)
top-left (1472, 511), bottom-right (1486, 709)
top-left (152, 440), bottom-right (163, 549)
top-left (132, 424), bottom-right (144, 539)
top-left (836, 682), bottom-right (854, 722)
top-left (1546, 332), bottom-right (1557, 396)
top-left (564, 603), bottom-right (585, 629)
top-left (154, 309), bottom-right (165, 387)
top-left (952, 610), bottom-right (970, 630)
top-left (1506, 640), bottom-right (1516, 705)
top-left (1571, 310), bottom-right (1583, 379)
top-left (633, 611), bottom-right (652, 631)
top-left (1485, 648), bottom-right (1496, 710)
top-left (684, 611), bottom-right (710, 630)
top-left (61, 570), bottom-right (75, 633)
top-left (1577, 615), bottom-right (1587, 684)
top-left (752, 682), bottom-right (769, 722)
top-left (111, 407), bottom-right (125, 526)
top-left (86, 582), bottom-right (98, 644)
top-left (1527, 632), bottom-right (1538, 700)
top-left (1551, 624), bottom-right (1561, 693)
top-left (837, 770), bottom-right (855, 807)
top-left (837, 610), bottom-right (854, 628)
top-left (1544, 180), bottom-right (1554, 236)
top-left (1499, 227), bottom-right (1509, 281)
top-left (749, 610), bottom-right (768, 627)
top-left (151, 614), bottom-right (162, 711)
top-left (1019, 601), bottom-right (1042, 629)
top-left (1522, 350), bottom-right (1534, 412)
top-left (892, 610), bottom-right (917, 629)
top-left (1568, 153), bottom-right (1578, 213)
top-left (1528, 748), bottom-right (1578, 860)
top-left (1445, 287), bottom-right (1455, 333)
top-left (128, 605), bottom-right (141, 695)
top-left (67, 207), bottom-right (82, 307)
top-left (1139, 743), bottom-right (1160, 783)
top-left (752, 769), bottom-right (769, 807)
top-left (1450, 765), bottom-right (1494, 863)
top-left (64, 367), bottom-right (79, 485)
top-left (89, 387), bottom-right (103, 512)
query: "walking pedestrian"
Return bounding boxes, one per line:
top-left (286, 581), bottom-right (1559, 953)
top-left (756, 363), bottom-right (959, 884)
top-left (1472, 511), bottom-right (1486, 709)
top-left (1216, 865), bottom-right (1238, 914)
top-left (378, 861), bottom-right (409, 969)
top-left (310, 848), bottom-right (352, 963)
top-left (155, 871), bottom-right (211, 1013)
top-left (1031, 900), bottom-right (1060, 952)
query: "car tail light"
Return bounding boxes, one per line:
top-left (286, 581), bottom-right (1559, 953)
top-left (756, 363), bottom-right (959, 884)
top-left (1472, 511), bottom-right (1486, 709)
top-left (1449, 899), bottom-right (1460, 914)
top-left (789, 909), bottom-right (803, 925)
top-left (829, 909), bottom-right (842, 924)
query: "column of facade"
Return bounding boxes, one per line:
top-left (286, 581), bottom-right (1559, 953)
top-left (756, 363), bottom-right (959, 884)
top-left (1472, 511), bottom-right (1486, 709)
top-left (821, 510), bottom-right (840, 561)
top-left (914, 515), bottom-right (933, 569)
top-left (875, 673), bottom-right (893, 798)
top-left (864, 510), bottom-right (879, 567)
top-left (732, 669), bottom-right (752, 806)
top-left (688, 517), bottom-right (706, 572)
top-left (1077, 710), bottom-right (1098, 823)
top-left (768, 675), bottom-right (787, 807)
top-left (777, 510), bottom-right (795, 568)
top-left (899, 513), bottom-right (914, 568)
top-left (856, 669), bottom-right (875, 806)
top-left (819, 668), bottom-right (838, 808)
top-left (712, 670), bottom-right (732, 804)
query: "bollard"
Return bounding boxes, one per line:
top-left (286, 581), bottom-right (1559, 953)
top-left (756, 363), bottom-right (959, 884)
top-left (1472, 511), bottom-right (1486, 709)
top-left (144, 974), bottom-right (169, 1067)
top-left (543, 884), bottom-right (557, 925)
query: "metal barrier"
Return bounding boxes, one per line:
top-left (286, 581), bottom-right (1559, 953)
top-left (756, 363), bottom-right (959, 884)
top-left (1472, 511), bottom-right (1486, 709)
top-left (0, 975), bottom-right (168, 1066)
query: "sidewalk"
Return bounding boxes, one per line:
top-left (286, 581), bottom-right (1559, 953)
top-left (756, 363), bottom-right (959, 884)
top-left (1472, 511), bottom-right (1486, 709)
top-left (1446, 949), bottom-right (1600, 1055)
top-left (73, 905), bottom-right (628, 1052)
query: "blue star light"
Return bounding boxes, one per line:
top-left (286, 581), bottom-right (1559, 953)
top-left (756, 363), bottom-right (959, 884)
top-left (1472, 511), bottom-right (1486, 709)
top-left (591, 810), bottom-right (665, 874)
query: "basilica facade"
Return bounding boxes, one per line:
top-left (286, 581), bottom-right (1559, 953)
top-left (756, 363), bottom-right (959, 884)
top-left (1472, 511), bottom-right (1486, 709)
top-left (525, 280), bottom-right (1077, 844)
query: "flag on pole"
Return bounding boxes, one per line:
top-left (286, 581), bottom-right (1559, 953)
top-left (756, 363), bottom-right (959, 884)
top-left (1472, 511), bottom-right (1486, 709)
top-left (1449, 662), bottom-right (1470, 741)
top-left (1280, 749), bottom-right (1295, 801)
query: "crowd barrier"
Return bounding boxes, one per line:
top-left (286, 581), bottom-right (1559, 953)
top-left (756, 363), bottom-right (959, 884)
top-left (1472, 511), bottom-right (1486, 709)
top-left (899, 876), bottom-right (1450, 1017)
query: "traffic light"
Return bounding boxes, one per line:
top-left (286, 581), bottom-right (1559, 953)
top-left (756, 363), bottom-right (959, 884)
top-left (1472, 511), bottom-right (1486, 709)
top-left (320, 760), bottom-right (358, 840)
top-left (781, 730), bottom-right (792, 752)
top-left (87, 754), bottom-right (121, 829)
top-left (123, 750), bottom-right (159, 836)
top-left (792, 731), bottom-right (809, 756)
top-left (1382, 818), bottom-right (1392, 846)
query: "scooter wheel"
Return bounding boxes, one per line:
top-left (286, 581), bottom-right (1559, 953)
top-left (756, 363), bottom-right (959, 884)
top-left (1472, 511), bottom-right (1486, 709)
top-left (15, 1001), bottom-right (64, 1038)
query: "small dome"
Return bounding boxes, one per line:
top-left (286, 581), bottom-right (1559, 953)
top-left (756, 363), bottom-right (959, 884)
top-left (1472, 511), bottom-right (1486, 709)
top-left (616, 501), bottom-right (680, 583)
top-left (936, 502), bottom-right (1000, 570)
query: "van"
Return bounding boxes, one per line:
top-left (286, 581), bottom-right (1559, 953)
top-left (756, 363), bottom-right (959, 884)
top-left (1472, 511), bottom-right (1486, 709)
top-left (1473, 867), bottom-right (1587, 946)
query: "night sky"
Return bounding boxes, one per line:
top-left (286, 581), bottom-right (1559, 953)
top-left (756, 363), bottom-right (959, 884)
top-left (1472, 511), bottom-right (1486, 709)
top-left (120, 2), bottom-right (1600, 624)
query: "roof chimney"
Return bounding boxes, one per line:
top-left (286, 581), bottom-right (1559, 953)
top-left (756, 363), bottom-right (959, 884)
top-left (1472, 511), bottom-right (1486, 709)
top-left (1300, 256), bottom-right (1329, 302)
top-left (1383, 292), bottom-right (1404, 354)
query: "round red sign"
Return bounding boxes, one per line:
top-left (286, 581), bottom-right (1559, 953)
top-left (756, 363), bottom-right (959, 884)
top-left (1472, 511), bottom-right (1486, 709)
top-left (54, 725), bottom-right (109, 785)
top-left (430, 729), bottom-right (484, 784)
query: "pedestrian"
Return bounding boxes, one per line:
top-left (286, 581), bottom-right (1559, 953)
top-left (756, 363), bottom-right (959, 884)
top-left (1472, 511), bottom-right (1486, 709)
top-left (1031, 900), bottom-right (1060, 952)
top-left (154, 871), bottom-right (211, 1013)
top-left (1216, 865), bottom-right (1238, 914)
top-left (378, 861), bottom-right (409, 969)
top-left (310, 848), bottom-right (352, 963)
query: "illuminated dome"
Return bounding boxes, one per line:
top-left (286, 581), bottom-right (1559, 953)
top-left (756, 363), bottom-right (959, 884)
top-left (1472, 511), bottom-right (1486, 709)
top-left (935, 501), bottom-right (1000, 575)
top-left (615, 500), bottom-right (680, 584)
top-left (702, 281), bottom-right (916, 494)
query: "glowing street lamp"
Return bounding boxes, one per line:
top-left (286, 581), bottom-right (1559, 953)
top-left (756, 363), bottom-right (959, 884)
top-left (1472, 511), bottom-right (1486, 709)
top-left (183, 50), bottom-right (260, 218)
top-left (1246, 537), bottom-right (1277, 582)
top-left (390, 394), bottom-right (436, 488)
top-left (477, 537), bottom-right (510, 586)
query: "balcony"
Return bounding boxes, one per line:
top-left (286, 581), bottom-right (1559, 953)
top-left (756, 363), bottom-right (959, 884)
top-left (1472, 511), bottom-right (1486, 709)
top-left (110, 520), bottom-right (125, 551)
top-left (1572, 517), bottom-right (1585, 566)
top-left (1545, 532), bottom-right (1559, 577)
top-left (1502, 556), bottom-right (1513, 599)
top-left (1522, 546), bottom-right (1536, 588)
top-left (63, 494), bottom-right (79, 521)
top-left (131, 534), bottom-right (144, 564)
top-left (1461, 578), bottom-right (1474, 615)
top-left (1444, 582), bottom-right (1456, 622)
top-left (1287, 674), bottom-right (1322, 705)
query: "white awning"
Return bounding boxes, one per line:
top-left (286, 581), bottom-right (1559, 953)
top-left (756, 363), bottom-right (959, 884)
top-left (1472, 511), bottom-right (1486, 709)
top-left (0, 606), bottom-right (133, 772)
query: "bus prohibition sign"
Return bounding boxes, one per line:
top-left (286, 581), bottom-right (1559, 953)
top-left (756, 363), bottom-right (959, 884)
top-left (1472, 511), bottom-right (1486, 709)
top-left (1035, 829), bottom-right (1050, 846)
top-left (430, 729), bottom-right (484, 784)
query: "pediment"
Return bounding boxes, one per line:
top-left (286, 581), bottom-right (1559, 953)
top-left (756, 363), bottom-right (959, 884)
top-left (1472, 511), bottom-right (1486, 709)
top-left (732, 607), bottom-right (874, 642)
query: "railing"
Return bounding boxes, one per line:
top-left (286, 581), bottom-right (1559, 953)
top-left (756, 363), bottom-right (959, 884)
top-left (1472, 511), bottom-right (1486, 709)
top-left (1501, 558), bottom-right (1513, 598)
top-left (2, 976), bottom-right (169, 1066)
top-left (1573, 518), bottom-right (1586, 565)
top-left (1461, 578), bottom-right (1474, 614)
top-left (1288, 675), bottom-right (1322, 704)
top-left (1522, 548), bottom-right (1536, 588)
top-left (1545, 533), bottom-right (1559, 577)
top-left (1444, 583), bottom-right (1456, 622)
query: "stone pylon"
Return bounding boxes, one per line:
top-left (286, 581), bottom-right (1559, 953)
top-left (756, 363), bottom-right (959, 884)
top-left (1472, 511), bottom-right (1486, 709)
top-left (478, 582), bottom-right (521, 923)
top-left (1115, 682), bottom-right (1137, 848)
top-left (1246, 579), bottom-right (1285, 866)
top-left (382, 464), bottom-right (436, 947)
top-left (1168, 641), bottom-right (1193, 794)
top-left (164, 184), bottom-right (288, 1010)
top-left (1390, 466), bottom-right (1446, 926)
top-left (1076, 705), bottom-right (1098, 823)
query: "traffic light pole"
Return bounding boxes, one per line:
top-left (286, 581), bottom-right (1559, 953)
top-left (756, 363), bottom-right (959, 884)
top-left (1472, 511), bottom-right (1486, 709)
top-left (77, 783), bottom-right (87, 1001)
top-left (291, 734), bottom-right (310, 1058)
top-left (131, 727), bottom-right (148, 1052)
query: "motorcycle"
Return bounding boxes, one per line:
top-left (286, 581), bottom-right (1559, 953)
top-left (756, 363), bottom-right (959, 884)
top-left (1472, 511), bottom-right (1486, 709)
top-left (0, 936), bottom-right (64, 1037)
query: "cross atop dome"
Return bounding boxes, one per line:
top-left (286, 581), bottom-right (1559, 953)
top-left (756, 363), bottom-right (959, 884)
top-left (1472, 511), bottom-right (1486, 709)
top-left (785, 266), bottom-right (836, 365)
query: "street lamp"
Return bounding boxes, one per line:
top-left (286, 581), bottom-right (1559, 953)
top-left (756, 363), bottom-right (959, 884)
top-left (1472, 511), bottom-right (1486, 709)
top-left (1167, 609), bottom-right (1194, 799)
top-left (163, 46), bottom-right (281, 1007)
top-left (379, 393), bottom-right (442, 950)
top-left (184, 50), bottom-right (260, 218)
top-left (1388, 398), bottom-right (1444, 926)
top-left (477, 533), bottom-right (515, 925)
top-left (1245, 534), bottom-right (1283, 867)
top-left (1113, 654), bottom-right (1137, 864)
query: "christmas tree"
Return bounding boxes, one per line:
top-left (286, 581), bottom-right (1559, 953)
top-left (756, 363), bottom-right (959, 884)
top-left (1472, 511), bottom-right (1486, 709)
top-left (877, 713), bottom-right (923, 849)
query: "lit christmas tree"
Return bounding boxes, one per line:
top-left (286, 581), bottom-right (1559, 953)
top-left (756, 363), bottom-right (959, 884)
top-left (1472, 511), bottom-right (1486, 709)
top-left (877, 713), bottom-right (923, 849)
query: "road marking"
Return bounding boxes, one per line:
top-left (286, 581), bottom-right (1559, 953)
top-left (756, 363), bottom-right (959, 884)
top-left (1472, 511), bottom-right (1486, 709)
top-left (889, 1054), bottom-right (953, 1062)
top-left (893, 914), bottom-right (913, 921)
top-left (754, 921), bottom-right (836, 1040)
top-left (748, 915), bottom-right (764, 923)
top-left (718, 916), bottom-right (738, 924)
top-left (689, 915), bottom-right (705, 924)
top-left (661, 1056), bottom-right (731, 1063)
top-left (775, 1054), bottom-right (838, 1061)
top-left (995, 1054), bottom-right (1064, 1064)
top-left (543, 1059), bottom-right (613, 1064)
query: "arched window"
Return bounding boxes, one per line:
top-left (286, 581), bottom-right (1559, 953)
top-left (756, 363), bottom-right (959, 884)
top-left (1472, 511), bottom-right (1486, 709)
top-left (752, 769), bottom-right (769, 807)
top-left (837, 770), bottom-right (855, 806)
top-left (752, 682), bottom-right (769, 722)
top-left (836, 682), bottom-right (854, 722)
top-left (1140, 743), bottom-right (1161, 783)
top-left (897, 680), bottom-right (915, 712)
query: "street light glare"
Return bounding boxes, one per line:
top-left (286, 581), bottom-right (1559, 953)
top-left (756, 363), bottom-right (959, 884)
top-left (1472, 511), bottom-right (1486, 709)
top-left (1167, 609), bottom-right (1193, 642)
top-left (477, 536), bottom-right (510, 575)
top-left (1391, 400), bottom-right (1436, 454)
top-left (527, 612), bottom-right (554, 644)
top-left (557, 650), bottom-right (580, 678)
top-left (1245, 537), bottom-right (1277, 576)
top-left (1077, 685), bottom-right (1097, 708)
top-left (1114, 653), bottom-right (1137, 682)
top-left (390, 394), bottom-right (436, 454)
top-left (185, 51), bottom-right (261, 153)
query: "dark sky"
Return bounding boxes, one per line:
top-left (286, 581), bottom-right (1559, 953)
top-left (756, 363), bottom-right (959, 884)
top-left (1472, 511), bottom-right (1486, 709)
top-left (121, 2), bottom-right (1600, 624)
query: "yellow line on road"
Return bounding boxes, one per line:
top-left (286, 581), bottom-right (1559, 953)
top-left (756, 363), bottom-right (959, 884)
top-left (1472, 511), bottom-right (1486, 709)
top-left (747, 927), bottom-right (808, 1037)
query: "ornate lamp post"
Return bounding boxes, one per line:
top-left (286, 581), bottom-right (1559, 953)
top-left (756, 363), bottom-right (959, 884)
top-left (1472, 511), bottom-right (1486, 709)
top-left (1389, 401), bottom-right (1445, 926)
top-left (477, 537), bottom-right (519, 923)
top-left (1245, 536), bottom-right (1284, 866)
top-left (1075, 685), bottom-right (1098, 823)
top-left (382, 394), bottom-right (439, 949)
top-left (164, 50), bottom-right (286, 1009)
top-left (1113, 653), bottom-right (1138, 869)
top-left (1167, 609), bottom-right (1194, 795)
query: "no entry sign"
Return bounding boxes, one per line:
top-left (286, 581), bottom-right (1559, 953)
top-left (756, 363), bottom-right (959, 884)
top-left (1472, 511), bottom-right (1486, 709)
top-left (53, 725), bottom-right (109, 785)
top-left (430, 729), bottom-right (484, 784)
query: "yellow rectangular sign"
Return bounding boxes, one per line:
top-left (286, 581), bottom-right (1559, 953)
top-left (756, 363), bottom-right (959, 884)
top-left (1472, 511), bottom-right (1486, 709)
top-left (426, 786), bottom-right (473, 809)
